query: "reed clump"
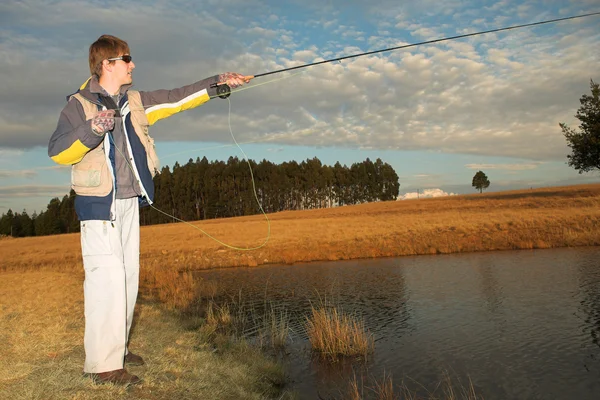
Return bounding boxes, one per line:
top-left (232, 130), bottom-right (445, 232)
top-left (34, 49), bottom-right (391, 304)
top-left (256, 303), bottom-right (291, 349)
top-left (306, 303), bottom-right (374, 361)
top-left (267, 305), bottom-right (290, 349)
top-left (346, 371), bottom-right (482, 400)
top-left (198, 295), bottom-right (291, 351)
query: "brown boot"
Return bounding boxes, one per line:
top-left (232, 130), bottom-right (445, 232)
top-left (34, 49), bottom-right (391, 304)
top-left (125, 352), bottom-right (145, 366)
top-left (89, 369), bottom-right (141, 386)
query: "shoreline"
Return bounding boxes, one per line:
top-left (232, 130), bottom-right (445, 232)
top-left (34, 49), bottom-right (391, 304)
top-left (1, 183), bottom-right (599, 398)
top-left (2, 183), bottom-right (599, 273)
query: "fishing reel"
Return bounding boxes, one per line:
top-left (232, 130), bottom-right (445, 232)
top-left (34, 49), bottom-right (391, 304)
top-left (211, 83), bottom-right (231, 99)
top-left (217, 83), bottom-right (231, 99)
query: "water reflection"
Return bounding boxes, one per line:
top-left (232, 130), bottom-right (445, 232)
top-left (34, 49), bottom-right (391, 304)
top-left (576, 253), bottom-right (600, 376)
top-left (476, 263), bottom-right (503, 315)
top-left (201, 259), bottom-right (413, 342)
top-left (196, 247), bottom-right (600, 400)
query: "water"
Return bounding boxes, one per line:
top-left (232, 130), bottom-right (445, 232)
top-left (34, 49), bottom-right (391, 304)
top-left (196, 247), bottom-right (600, 399)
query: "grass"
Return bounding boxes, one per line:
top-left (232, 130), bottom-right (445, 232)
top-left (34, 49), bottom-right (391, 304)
top-left (306, 301), bottom-right (374, 361)
top-left (2, 184), bottom-right (599, 276)
top-left (346, 371), bottom-right (482, 400)
top-left (2, 183), bottom-right (599, 398)
top-left (0, 271), bottom-right (293, 399)
top-left (265, 304), bottom-right (290, 349)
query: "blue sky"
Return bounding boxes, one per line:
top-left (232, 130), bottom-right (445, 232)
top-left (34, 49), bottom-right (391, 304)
top-left (1, 0), bottom-right (599, 213)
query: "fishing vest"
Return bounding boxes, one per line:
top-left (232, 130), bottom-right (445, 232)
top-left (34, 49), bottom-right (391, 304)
top-left (70, 90), bottom-right (160, 197)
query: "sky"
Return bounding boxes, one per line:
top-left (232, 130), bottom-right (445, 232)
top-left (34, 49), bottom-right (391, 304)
top-left (1, 0), bottom-right (599, 214)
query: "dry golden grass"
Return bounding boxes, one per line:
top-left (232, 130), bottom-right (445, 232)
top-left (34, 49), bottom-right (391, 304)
top-left (1, 183), bottom-right (598, 398)
top-left (265, 305), bottom-right (290, 349)
top-left (346, 371), bottom-right (482, 400)
top-left (2, 184), bottom-right (599, 277)
top-left (306, 303), bottom-right (374, 361)
top-left (0, 272), bottom-right (292, 399)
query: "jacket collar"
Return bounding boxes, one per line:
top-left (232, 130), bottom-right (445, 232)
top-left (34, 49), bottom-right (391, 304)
top-left (71, 75), bottom-right (133, 103)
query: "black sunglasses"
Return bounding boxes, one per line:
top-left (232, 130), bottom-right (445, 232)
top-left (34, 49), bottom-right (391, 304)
top-left (107, 55), bottom-right (132, 63)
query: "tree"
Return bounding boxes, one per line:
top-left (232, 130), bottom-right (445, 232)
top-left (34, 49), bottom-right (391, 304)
top-left (560, 79), bottom-right (600, 173)
top-left (472, 170), bottom-right (490, 193)
top-left (0, 209), bottom-right (14, 236)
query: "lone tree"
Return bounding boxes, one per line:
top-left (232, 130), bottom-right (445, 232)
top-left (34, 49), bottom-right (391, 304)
top-left (560, 79), bottom-right (600, 173)
top-left (472, 170), bottom-right (490, 193)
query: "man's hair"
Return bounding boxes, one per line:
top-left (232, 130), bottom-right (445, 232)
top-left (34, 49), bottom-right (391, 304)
top-left (89, 35), bottom-right (130, 77)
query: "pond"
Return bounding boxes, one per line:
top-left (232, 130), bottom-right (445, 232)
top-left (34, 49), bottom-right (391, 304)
top-left (196, 247), bottom-right (600, 399)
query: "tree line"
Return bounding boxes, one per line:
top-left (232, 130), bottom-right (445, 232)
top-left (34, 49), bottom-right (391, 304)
top-left (0, 157), bottom-right (400, 237)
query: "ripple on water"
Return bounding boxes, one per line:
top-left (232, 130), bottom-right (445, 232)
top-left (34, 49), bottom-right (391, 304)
top-left (197, 247), bottom-right (600, 400)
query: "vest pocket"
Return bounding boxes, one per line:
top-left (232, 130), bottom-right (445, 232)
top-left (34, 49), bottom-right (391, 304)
top-left (71, 146), bottom-right (112, 196)
top-left (72, 164), bottom-right (102, 187)
top-left (144, 130), bottom-right (160, 177)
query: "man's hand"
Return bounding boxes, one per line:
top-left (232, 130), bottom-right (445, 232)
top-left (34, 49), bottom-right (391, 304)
top-left (218, 72), bottom-right (252, 89)
top-left (91, 110), bottom-right (115, 136)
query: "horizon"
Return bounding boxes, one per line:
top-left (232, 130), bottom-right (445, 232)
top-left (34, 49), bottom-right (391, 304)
top-left (2, 180), bottom-right (598, 217)
top-left (1, 0), bottom-right (599, 213)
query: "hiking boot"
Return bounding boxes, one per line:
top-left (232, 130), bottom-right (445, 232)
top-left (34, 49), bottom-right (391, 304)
top-left (89, 369), bottom-right (141, 385)
top-left (125, 351), bottom-right (145, 366)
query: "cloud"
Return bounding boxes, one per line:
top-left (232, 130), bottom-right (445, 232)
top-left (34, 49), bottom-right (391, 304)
top-left (0, 149), bottom-right (25, 157)
top-left (0, 185), bottom-right (70, 198)
top-left (0, 165), bottom-right (67, 180)
top-left (464, 163), bottom-right (543, 171)
top-left (0, 0), bottom-right (598, 164)
top-left (0, 170), bottom-right (37, 179)
top-left (399, 188), bottom-right (457, 200)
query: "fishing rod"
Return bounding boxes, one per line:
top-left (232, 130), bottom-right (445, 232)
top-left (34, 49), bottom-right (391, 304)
top-left (212, 11), bottom-right (600, 98)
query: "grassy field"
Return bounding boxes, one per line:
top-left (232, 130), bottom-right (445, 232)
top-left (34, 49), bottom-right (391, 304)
top-left (2, 183), bottom-right (599, 274)
top-left (1, 183), bottom-right (599, 399)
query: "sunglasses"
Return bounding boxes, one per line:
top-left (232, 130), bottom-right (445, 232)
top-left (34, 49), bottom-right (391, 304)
top-left (107, 55), bottom-right (132, 63)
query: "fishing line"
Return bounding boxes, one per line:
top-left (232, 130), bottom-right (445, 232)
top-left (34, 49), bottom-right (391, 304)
top-left (151, 96), bottom-right (271, 251)
top-left (159, 71), bottom-right (305, 161)
top-left (41, 11), bottom-right (600, 248)
top-left (115, 99), bottom-right (269, 251)
top-left (33, 12), bottom-right (599, 173)
top-left (247, 11), bottom-right (600, 79)
top-left (115, 72), bottom-right (303, 250)
top-left (164, 11), bottom-right (598, 249)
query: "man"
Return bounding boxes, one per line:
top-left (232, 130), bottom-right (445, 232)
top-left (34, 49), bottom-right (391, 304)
top-left (48, 34), bottom-right (250, 385)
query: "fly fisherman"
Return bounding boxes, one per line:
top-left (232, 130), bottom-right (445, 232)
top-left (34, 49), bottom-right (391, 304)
top-left (48, 34), bottom-right (250, 386)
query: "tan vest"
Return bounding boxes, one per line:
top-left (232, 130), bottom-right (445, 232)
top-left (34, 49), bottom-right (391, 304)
top-left (70, 91), bottom-right (160, 197)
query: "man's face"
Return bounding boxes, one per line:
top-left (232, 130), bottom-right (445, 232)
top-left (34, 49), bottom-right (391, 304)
top-left (111, 54), bottom-right (135, 86)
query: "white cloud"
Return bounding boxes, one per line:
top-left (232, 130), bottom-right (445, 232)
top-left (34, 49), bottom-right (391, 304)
top-left (465, 163), bottom-right (543, 171)
top-left (399, 188), bottom-right (457, 200)
top-left (0, 170), bottom-right (37, 179)
top-left (0, 149), bottom-right (24, 158)
top-left (0, 0), bottom-right (598, 164)
top-left (0, 165), bottom-right (67, 179)
top-left (0, 185), bottom-right (70, 198)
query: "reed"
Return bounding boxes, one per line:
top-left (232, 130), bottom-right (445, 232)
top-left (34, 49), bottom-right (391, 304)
top-left (346, 371), bottom-right (482, 400)
top-left (372, 372), bottom-right (396, 400)
top-left (306, 303), bottom-right (374, 361)
top-left (264, 304), bottom-right (290, 349)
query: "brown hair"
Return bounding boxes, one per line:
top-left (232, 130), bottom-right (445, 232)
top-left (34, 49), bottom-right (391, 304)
top-left (89, 35), bottom-right (130, 77)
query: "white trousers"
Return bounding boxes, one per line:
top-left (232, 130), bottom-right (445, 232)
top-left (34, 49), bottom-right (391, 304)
top-left (81, 198), bottom-right (140, 373)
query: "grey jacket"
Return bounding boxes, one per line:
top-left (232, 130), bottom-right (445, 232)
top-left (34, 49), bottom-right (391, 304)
top-left (48, 74), bottom-right (220, 220)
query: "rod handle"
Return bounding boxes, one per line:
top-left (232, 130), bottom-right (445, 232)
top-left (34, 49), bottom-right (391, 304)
top-left (210, 76), bottom-right (254, 88)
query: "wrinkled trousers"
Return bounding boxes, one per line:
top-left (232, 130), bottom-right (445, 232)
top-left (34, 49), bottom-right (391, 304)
top-left (81, 198), bottom-right (140, 373)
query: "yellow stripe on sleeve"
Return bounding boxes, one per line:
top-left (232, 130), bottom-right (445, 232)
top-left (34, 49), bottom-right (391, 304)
top-left (50, 140), bottom-right (91, 165)
top-left (145, 90), bottom-right (210, 126)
